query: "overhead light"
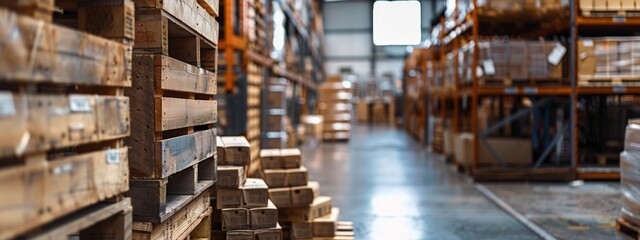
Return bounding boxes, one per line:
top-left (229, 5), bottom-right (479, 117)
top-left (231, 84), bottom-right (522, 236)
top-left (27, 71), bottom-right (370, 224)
top-left (373, 1), bottom-right (422, 46)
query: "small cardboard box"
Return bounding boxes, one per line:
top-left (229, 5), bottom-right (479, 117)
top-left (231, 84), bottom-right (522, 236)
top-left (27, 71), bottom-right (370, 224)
top-left (286, 166), bottom-right (308, 187)
top-left (217, 166), bottom-right (247, 188)
top-left (578, 39), bottom-right (596, 78)
top-left (222, 208), bottom-right (250, 231)
top-left (260, 149), bottom-right (281, 170)
top-left (241, 178), bottom-right (269, 208)
top-left (254, 223), bottom-right (283, 240)
top-left (250, 200), bottom-right (278, 229)
top-left (291, 181), bottom-right (319, 207)
top-left (217, 136), bottom-right (225, 164)
top-left (280, 148), bottom-right (302, 169)
top-left (263, 169), bottom-right (287, 187)
top-left (221, 136), bottom-right (251, 165)
top-left (226, 230), bottom-right (253, 240)
top-left (268, 187), bottom-right (292, 208)
top-left (291, 221), bottom-right (313, 238)
top-left (288, 196), bottom-right (332, 222)
top-left (217, 188), bottom-right (242, 209)
top-left (314, 208), bottom-right (340, 237)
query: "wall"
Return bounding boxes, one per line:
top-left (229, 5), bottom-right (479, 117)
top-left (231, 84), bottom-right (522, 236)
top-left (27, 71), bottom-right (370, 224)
top-left (323, 0), bottom-right (445, 80)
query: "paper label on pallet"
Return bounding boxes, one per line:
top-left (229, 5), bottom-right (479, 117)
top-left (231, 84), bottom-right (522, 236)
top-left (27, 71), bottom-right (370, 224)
top-left (614, 86), bottom-right (626, 93)
top-left (69, 95), bottom-right (92, 112)
top-left (482, 60), bottom-right (496, 75)
top-left (547, 44), bottom-right (566, 66)
top-left (583, 39), bottom-right (594, 47)
top-left (106, 149), bottom-right (121, 164)
top-left (0, 92), bottom-right (16, 117)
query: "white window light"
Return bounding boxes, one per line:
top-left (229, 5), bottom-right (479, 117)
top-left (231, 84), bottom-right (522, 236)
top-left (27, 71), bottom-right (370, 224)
top-left (373, 1), bottom-right (422, 46)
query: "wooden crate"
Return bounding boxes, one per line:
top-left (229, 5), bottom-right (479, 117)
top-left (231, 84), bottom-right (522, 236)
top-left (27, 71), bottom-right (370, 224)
top-left (133, 189), bottom-right (212, 240)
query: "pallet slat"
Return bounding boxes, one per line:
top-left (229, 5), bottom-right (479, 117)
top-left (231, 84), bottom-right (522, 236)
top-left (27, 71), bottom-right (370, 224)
top-left (0, 148), bottom-right (130, 239)
top-left (0, 7), bottom-right (132, 86)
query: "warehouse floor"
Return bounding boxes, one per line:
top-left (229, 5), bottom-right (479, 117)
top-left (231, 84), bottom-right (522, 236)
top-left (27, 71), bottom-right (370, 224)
top-left (302, 125), bottom-right (541, 239)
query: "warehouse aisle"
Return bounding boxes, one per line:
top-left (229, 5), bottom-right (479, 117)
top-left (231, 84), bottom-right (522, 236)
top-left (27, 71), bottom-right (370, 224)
top-left (302, 125), bottom-right (541, 240)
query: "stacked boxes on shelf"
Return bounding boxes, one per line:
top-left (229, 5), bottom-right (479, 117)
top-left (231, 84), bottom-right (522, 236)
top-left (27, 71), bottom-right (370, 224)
top-left (127, 0), bottom-right (219, 238)
top-left (214, 136), bottom-right (283, 239)
top-left (580, 0), bottom-right (640, 16)
top-left (259, 148), bottom-right (355, 239)
top-left (578, 37), bottom-right (640, 86)
top-left (263, 78), bottom-right (290, 149)
top-left (0, 1), bottom-right (134, 238)
top-left (319, 76), bottom-right (353, 141)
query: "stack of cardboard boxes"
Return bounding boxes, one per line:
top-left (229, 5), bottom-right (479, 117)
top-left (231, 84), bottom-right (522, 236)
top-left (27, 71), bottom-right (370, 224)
top-left (259, 148), bottom-right (355, 239)
top-left (214, 136), bottom-right (283, 239)
top-left (319, 76), bottom-right (353, 141)
top-left (263, 78), bottom-right (290, 149)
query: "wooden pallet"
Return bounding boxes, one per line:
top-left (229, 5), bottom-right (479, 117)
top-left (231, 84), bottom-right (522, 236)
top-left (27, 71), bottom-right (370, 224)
top-left (16, 197), bottom-right (133, 240)
top-left (133, 0), bottom-right (219, 72)
top-left (617, 218), bottom-right (640, 240)
top-left (479, 77), bottom-right (513, 86)
top-left (133, 189), bottom-right (212, 240)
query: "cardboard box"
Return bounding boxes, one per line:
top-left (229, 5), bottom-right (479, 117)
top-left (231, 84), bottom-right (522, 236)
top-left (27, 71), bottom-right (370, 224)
top-left (254, 223), bottom-right (283, 240)
top-left (221, 136), bottom-right (251, 165)
top-left (217, 188), bottom-right (242, 209)
top-left (268, 187), bottom-right (292, 208)
top-left (454, 133), bottom-right (473, 170)
top-left (217, 136), bottom-right (225, 165)
top-left (288, 196), bottom-right (332, 222)
top-left (280, 148), bottom-right (302, 169)
top-left (217, 166), bottom-right (247, 189)
top-left (314, 208), bottom-right (340, 237)
top-left (226, 230), bottom-right (254, 240)
top-left (263, 169), bottom-right (287, 187)
top-left (479, 138), bottom-right (533, 166)
top-left (250, 200), bottom-right (278, 229)
top-left (287, 166), bottom-right (308, 187)
top-left (222, 208), bottom-right (250, 231)
top-left (578, 39), bottom-right (596, 77)
top-left (260, 149), bottom-right (281, 170)
top-left (242, 178), bottom-right (269, 208)
top-left (291, 181), bottom-right (320, 207)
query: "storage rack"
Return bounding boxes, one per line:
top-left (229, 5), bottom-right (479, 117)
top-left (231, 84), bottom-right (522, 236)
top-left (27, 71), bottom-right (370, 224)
top-left (218, 0), bottom-right (325, 175)
top-left (424, 0), bottom-right (577, 181)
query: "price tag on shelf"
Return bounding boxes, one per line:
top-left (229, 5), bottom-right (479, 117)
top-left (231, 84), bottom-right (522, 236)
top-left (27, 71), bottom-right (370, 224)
top-left (0, 92), bottom-right (16, 117)
top-left (523, 87), bottom-right (538, 95)
top-left (504, 87), bottom-right (518, 95)
top-left (548, 43), bottom-right (566, 66)
top-left (613, 86), bottom-right (626, 93)
top-left (483, 60), bottom-right (496, 76)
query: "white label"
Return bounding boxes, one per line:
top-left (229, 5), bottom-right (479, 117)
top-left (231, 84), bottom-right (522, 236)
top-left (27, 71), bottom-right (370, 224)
top-left (53, 163), bottom-right (74, 175)
top-left (106, 149), bottom-right (120, 164)
top-left (613, 86), bottom-right (626, 93)
top-left (69, 95), bottom-right (92, 112)
top-left (548, 44), bottom-right (566, 66)
top-left (583, 39), bottom-right (594, 47)
top-left (504, 87), bottom-right (518, 95)
top-left (0, 92), bottom-right (16, 117)
top-left (523, 87), bottom-right (538, 95)
top-left (476, 66), bottom-right (484, 78)
top-left (483, 60), bottom-right (496, 75)
top-left (613, 16), bottom-right (626, 23)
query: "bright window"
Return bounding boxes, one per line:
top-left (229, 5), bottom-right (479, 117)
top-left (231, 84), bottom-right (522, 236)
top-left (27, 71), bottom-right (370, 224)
top-left (373, 1), bottom-right (421, 46)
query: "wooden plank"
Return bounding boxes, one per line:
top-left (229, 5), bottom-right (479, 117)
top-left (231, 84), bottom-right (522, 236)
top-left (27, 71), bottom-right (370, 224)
top-left (0, 148), bottom-right (129, 240)
top-left (0, 7), bottom-right (132, 86)
top-left (131, 0), bottom-right (217, 45)
top-left (155, 54), bottom-right (217, 95)
top-left (0, 93), bottom-right (129, 159)
top-left (133, 10), bottom-right (168, 54)
top-left (0, 0), bottom-right (54, 22)
top-left (160, 97), bottom-right (216, 131)
top-left (197, 0), bottom-right (218, 17)
top-left (25, 198), bottom-right (132, 240)
top-left (169, 36), bottom-right (200, 67)
top-left (132, 189), bottom-right (211, 240)
top-left (131, 178), bottom-right (212, 223)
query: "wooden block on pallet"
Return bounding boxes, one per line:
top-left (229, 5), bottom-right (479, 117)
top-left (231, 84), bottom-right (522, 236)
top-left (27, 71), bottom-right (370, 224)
top-left (0, 148), bottom-right (130, 240)
top-left (269, 187), bottom-right (292, 208)
top-left (226, 229), bottom-right (253, 239)
top-left (221, 136), bottom-right (251, 165)
top-left (260, 149), bottom-right (281, 170)
top-left (313, 208), bottom-right (340, 237)
top-left (0, 7), bottom-right (132, 86)
top-left (281, 148), bottom-right (302, 169)
top-left (287, 197), bottom-right (333, 222)
top-left (291, 181), bottom-right (320, 207)
top-left (255, 223), bottom-right (283, 239)
top-left (77, 0), bottom-right (136, 41)
top-left (132, 189), bottom-right (211, 240)
top-left (217, 165), bottom-right (247, 188)
top-left (221, 208), bottom-right (250, 231)
top-left (130, 158), bottom-right (215, 222)
top-left (250, 200), bottom-right (278, 230)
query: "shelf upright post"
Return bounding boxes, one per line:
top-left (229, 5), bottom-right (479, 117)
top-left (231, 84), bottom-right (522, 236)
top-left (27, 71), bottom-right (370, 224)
top-left (570, 0), bottom-right (577, 171)
top-left (471, 0), bottom-right (479, 175)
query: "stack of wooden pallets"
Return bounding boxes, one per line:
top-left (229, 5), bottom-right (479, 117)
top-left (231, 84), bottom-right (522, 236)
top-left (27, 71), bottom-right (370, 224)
top-left (259, 148), bottom-right (355, 240)
top-left (319, 76), bottom-right (353, 141)
top-left (213, 136), bottom-right (283, 239)
top-left (0, 0), bottom-right (135, 238)
top-left (247, 62), bottom-right (264, 176)
top-left (127, 0), bottom-right (220, 239)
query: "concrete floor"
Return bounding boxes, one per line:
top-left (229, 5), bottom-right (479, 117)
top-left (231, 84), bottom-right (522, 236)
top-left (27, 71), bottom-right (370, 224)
top-left (301, 125), bottom-right (542, 240)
